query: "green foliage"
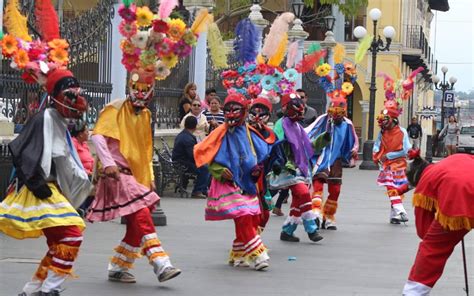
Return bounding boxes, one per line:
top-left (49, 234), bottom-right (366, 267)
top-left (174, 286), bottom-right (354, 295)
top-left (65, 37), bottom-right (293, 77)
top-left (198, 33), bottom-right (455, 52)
top-left (221, 30), bottom-right (235, 41)
top-left (320, 0), bottom-right (368, 17)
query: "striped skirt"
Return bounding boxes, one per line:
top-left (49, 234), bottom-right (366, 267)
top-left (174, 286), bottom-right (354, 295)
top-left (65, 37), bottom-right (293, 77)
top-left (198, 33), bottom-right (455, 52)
top-left (205, 178), bottom-right (260, 221)
top-left (377, 167), bottom-right (409, 188)
top-left (0, 183), bottom-right (85, 239)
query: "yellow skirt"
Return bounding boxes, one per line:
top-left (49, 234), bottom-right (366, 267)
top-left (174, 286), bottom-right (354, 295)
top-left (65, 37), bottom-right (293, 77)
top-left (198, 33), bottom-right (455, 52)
top-left (0, 183), bottom-right (85, 239)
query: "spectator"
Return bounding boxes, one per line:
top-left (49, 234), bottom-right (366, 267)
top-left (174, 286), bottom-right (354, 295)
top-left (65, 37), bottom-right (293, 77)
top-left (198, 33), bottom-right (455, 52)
top-left (203, 96), bottom-right (225, 134)
top-left (70, 121), bottom-right (95, 216)
top-left (407, 116), bottom-right (423, 149)
top-left (179, 82), bottom-right (199, 121)
top-left (440, 115), bottom-right (460, 157)
top-left (297, 89), bottom-right (318, 128)
top-left (172, 116), bottom-right (210, 199)
top-left (202, 88), bottom-right (218, 110)
top-left (432, 129), bottom-right (441, 157)
top-left (180, 99), bottom-right (209, 142)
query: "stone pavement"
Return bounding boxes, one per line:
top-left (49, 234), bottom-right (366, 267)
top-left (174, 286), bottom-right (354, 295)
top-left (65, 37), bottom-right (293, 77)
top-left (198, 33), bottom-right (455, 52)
top-left (1, 168), bottom-right (473, 296)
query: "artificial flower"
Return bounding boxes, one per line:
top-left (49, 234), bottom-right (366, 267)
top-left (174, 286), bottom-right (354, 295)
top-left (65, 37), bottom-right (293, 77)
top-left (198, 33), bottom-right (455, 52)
top-left (140, 49), bottom-right (157, 66)
top-left (344, 62), bottom-right (356, 76)
top-left (316, 63), bottom-right (331, 76)
top-left (155, 60), bottom-right (171, 80)
top-left (14, 49), bottom-right (29, 69)
top-left (182, 29), bottom-right (197, 46)
top-left (49, 48), bottom-right (69, 65)
top-left (149, 29), bottom-right (165, 43)
top-left (153, 19), bottom-right (169, 33)
top-left (227, 88), bottom-right (238, 95)
top-left (167, 19), bottom-right (186, 41)
top-left (118, 3), bottom-right (136, 22)
top-left (341, 82), bottom-right (354, 95)
top-left (121, 53), bottom-right (139, 72)
top-left (131, 31), bottom-right (149, 50)
top-left (237, 66), bottom-right (246, 75)
top-left (335, 63), bottom-right (345, 75)
top-left (250, 74), bottom-right (262, 84)
top-left (244, 63), bottom-right (257, 72)
top-left (384, 79), bottom-right (394, 91)
top-left (329, 90), bottom-right (346, 101)
top-left (283, 69), bottom-right (298, 82)
top-left (255, 63), bottom-right (268, 74)
top-left (1, 35), bottom-right (18, 57)
top-left (272, 70), bottom-right (283, 81)
top-left (136, 6), bottom-right (153, 27)
top-left (235, 77), bottom-right (245, 88)
top-left (221, 70), bottom-right (239, 79)
top-left (173, 40), bottom-right (192, 58)
top-left (47, 39), bottom-right (69, 50)
top-left (161, 54), bottom-right (178, 69)
top-left (120, 39), bottom-right (137, 55)
top-left (278, 80), bottom-right (293, 94)
top-left (261, 75), bottom-right (276, 91)
top-left (119, 20), bottom-right (137, 38)
top-left (247, 84), bottom-right (262, 98)
top-left (222, 79), bottom-right (234, 89)
top-left (155, 38), bottom-right (174, 57)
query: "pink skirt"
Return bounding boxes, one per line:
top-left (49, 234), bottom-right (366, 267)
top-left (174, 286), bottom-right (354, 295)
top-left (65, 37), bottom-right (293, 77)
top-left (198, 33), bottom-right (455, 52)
top-left (205, 178), bottom-right (260, 221)
top-left (87, 173), bottom-right (160, 222)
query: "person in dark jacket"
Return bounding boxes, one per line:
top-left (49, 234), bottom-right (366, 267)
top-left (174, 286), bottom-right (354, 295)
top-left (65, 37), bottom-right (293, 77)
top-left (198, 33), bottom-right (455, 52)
top-left (407, 117), bottom-right (422, 149)
top-left (172, 116), bottom-right (210, 198)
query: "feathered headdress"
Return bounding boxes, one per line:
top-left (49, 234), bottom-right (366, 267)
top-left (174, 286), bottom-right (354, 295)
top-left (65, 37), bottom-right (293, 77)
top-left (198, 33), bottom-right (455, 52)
top-left (118, 0), bottom-right (210, 83)
top-left (0, 0), bottom-right (71, 86)
top-left (233, 18), bottom-right (259, 64)
top-left (378, 66), bottom-right (424, 117)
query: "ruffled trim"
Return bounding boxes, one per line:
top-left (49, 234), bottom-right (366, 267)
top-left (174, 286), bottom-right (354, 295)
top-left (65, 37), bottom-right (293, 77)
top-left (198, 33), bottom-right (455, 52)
top-left (247, 243), bottom-right (267, 261)
top-left (323, 199), bottom-right (338, 220)
top-left (110, 256), bottom-right (134, 269)
top-left (52, 244), bottom-right (79, 260)
top-left (413, 193), bottom-right (474, 231)
top-left (114, 245), bottom-right (142, 259)
top-left (34, 256), bottom-right (52, 281)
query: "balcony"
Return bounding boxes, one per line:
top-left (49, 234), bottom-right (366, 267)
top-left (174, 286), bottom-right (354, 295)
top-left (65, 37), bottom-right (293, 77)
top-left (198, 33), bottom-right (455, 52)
top-left (402, 25), bottom-right (436, 82)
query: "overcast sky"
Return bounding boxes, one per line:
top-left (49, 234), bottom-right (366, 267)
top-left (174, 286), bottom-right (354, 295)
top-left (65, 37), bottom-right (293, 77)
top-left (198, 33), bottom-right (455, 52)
top-left (429, 0), bottom-right (474, 93)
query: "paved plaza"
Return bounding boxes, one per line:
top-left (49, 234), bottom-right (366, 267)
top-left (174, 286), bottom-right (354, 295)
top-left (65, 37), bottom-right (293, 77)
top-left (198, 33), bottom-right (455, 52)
top-left (1, 167), bottom-right (472, 296)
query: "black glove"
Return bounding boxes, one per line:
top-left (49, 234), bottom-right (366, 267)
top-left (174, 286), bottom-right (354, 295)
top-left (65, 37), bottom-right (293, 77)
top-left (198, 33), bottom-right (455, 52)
top-left (272, 164), bottom-right (282, 175)
top-left (323, 132), bottom-right (331, 142)
top-left (32, 184), bottom-right (53, 200)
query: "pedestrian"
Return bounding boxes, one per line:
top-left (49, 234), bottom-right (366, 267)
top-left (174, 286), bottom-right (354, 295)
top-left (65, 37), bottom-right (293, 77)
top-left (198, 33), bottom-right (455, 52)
top-left (86, 6), bottom-right (186, 284)
top-left (373, 100), bottom-right (411, 224)
top-left (407, 117), bottom-right (423, 149)
top-left (297, 88), bottom-right (318, 128)
top-left (180, 99), bottom-right (209, 142)
top-left (268, 93), bottom-right (330, 243)
top-left (201, 88), bottom-right (218, 110)
top-left (194, 94), bottom-right (273, 270)
top-left (179, 82), bottom-right (199, 121)
top-left (402, 151), bottom-right (474, 295)
top-left (172, 116), bottom-right (210, 199)
top-left (306, 96), bottom-right (358, 230)
top-left (202, 96), bottom-right (225, 134)
top-left (431, 129), bottom-right (440, 157)
top-left (248, 97), bottom-right (278, 233)
top-left (70, 121), bottom-right (96, 217)
top-left (439, 115), bottom-right (459, 157)
top-left (0, 68), bottom-right (92, 296)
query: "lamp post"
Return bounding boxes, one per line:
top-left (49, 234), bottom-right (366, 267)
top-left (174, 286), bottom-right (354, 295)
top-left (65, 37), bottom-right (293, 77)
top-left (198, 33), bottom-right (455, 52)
top-left (320, 13), bottom-right (336, 111)
top-left (432, 66), bottom-right (457, 130)
top-left (353, 8), bottom-right (395, 170)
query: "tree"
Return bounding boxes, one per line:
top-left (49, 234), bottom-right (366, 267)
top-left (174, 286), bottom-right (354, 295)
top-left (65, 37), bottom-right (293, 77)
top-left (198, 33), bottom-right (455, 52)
top-left (304, 0), bottom-right (368, 17)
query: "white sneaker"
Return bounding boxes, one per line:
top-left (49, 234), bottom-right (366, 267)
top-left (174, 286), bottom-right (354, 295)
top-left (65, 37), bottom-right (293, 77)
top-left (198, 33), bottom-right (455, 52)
top-left (253, 252), bottom-right (270, 271)
top-left (323, 219), bottom-right (337, 230)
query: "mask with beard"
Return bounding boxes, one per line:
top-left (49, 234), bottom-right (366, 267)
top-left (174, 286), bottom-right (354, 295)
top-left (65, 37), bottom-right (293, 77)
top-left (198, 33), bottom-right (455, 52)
top-left (285, 94), bottom-right (305, 122)
top-left (249, 104), bottom-right (270, 130)
top-left (224, 102), bottom-right (246, 127)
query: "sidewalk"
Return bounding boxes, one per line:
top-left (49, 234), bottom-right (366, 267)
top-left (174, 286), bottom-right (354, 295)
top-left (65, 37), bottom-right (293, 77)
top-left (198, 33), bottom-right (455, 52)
top-left (1, 168), bottom-right (472, 295)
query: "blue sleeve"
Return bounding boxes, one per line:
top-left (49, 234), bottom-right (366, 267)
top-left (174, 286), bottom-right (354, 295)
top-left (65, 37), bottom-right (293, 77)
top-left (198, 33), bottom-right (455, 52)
top-left (386, 128), bottom-right (412, 160)
top-left (373, 132), bottom-right (382, 153)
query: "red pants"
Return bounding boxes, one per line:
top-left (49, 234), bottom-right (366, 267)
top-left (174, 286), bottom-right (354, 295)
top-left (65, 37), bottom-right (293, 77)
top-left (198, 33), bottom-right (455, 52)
top-left (111, 207), bottom-right (168, 269)
top-left (232, 215), bottom-right (266, 260)
top-left (288, 183), bottom-right (313, 218)
top-left (408, 207), bottom-right (469, 288)
top-left (312, 179), bottom-right (341, 220)
top-left (386, 185), bottom-right (406, 207)
top-left (35, 226), bottom-right (83, 280)
top-left (252, 209), bottom-right (270, 233)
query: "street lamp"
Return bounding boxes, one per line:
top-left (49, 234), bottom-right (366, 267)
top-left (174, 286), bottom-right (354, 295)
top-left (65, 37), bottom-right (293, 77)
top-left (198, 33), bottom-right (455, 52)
top-left (291, 0), bottom-right (305, 19)
top-left (353, 8), bottom-right (395, 170)
top-left (432, 66), bottom-right (456, 130)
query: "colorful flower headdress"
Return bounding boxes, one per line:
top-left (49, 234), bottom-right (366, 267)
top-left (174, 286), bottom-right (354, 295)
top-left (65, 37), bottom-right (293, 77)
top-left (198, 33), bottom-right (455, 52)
top-left (0, 0), bottom-right (71, 86)
top-left (118, 0), bottom-right (212, 83)
top-left (220, 13), bottom-right (300, 104)
top-left (378, 66), bottom-right (424, 116)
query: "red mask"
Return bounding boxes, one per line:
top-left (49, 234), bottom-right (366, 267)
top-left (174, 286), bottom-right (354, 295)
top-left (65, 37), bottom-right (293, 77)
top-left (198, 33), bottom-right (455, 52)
top-left (249, 104), bottom-right (270, 129)
top-left (285, 97), bottom-right (305, 122)
top-left (52, 87), bottom-right (88, 119)
top-left (224, 102), bottom-right (246, 127)
top-left (377, 111), bottom-right (394, 130)
top-left (129, 82), bottom-right (154, 108)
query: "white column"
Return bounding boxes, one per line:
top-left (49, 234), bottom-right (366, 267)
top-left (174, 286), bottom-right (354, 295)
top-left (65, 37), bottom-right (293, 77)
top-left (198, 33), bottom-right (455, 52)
top-left (359, 100), bottom-right (369, 145)
top-left (295, 39), bottom-right (305, 89)
top-left (332, 5), bottom-right (345, 42)
top-left (110, 3), bottom-right (127, 100)
top-left (249, 3), bottom-right (269, 52)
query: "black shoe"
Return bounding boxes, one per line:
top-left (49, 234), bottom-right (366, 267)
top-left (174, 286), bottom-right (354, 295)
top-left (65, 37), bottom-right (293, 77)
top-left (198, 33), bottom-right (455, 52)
top-left (280, 231), bottom-right (300, 242)
top-left (308, 231), bottom-right (324, 242)
top-left (315, 217), bottom-right (321, 229)
top-left (390, 218), bottom-right (401, 224)
top-left (322, 219), bottom-right (337, 230)
top-left (399, 212), bottom-right (409, 223)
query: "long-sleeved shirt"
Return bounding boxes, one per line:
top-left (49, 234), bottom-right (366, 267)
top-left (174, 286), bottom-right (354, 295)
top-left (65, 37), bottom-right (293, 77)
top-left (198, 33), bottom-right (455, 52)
top-left (172, 129), bottom-right (197, 172)
top-left (72, 137), bottom-right (94, 175)
top-left (407, 123), bottom-right (423, 139)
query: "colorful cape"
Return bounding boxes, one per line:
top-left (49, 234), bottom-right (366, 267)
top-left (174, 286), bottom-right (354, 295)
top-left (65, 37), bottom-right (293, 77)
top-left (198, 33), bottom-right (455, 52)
top-left (194, 123), bottom-right (271, 195)
top-left (93, 99), bottom-right (153, 187)
top-left (306, 114), bottom-right (357, 171)
top-left (373, 125), bottom-right (411, 171)
top-left (413, 154), bottom-right (474, 231)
